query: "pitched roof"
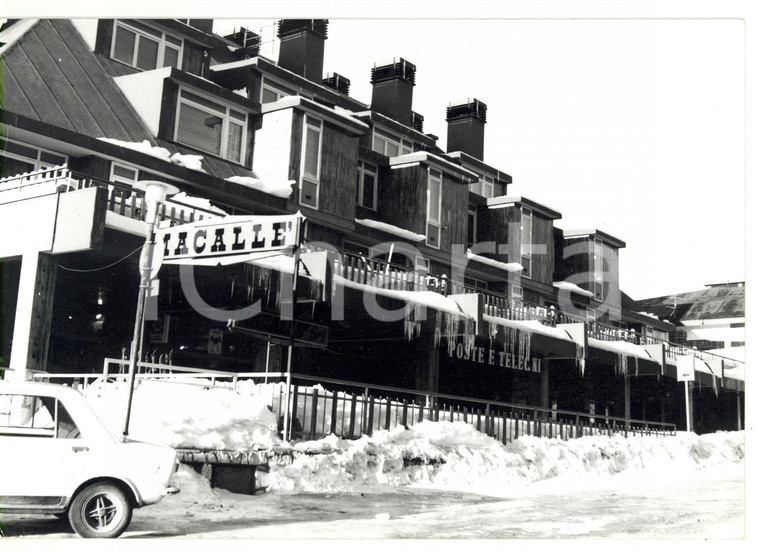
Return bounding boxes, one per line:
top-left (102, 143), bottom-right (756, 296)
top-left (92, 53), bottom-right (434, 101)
top-left (636, 286), bottom-right (745, 322)
top-left (1, 19), bottom-right (157, 144)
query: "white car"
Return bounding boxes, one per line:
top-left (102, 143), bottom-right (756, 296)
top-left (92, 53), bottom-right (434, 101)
top-left (0, 381), bottom-right (178, 538)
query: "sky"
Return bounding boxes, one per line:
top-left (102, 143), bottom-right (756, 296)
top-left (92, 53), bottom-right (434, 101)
top-left (1, 1), bottom-right (752, 301)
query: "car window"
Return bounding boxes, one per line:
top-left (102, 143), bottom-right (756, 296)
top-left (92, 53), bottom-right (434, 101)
top-left (0, 394), bottom-right (81, 439)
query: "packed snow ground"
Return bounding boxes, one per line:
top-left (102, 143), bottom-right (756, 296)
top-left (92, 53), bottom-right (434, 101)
top-left (1, 378), bottom-right (748, 543)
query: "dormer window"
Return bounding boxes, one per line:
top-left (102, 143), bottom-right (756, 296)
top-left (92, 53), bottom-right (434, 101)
top-left (356, 161), bottom-right (377, 210)
top-left (111, 20), bottom-right (182, 71)
top-left (174, 89), bottom-right (247, 163)
top-left (469, 174), bottom-right (495, 198)
top-left (426, 169), bottom-right (442, 248)
top-left (372, 128), bottom-right (412, 157)
top-left (299, 116), bottom-right (323, 208)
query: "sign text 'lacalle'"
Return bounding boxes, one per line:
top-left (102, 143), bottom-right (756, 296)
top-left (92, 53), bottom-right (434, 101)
top-left (154, 213), bottom-right (303, 267)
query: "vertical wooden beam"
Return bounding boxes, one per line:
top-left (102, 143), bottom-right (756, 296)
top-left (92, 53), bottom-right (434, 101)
top-left (624, 373), bottom-right (631, 423)
top-left (8, 252), bottom-right (57, 380)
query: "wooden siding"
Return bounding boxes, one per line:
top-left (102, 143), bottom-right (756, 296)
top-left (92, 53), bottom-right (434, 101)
top-left (478, 205), bottom-right (519, 264)
top-left (379, 164), bottom-right (427, 236)
top-left (439, 176), bottom-right (469, 253)
top-left (3, 20), bottom-right (155, 143)
top-left (531, 214), bottom-right (554, 286)
top-left (318, 122), bottom-right (359, 220)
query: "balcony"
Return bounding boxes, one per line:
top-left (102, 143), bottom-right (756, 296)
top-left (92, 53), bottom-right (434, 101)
top-left (0, 165), bottom-right (222, 227)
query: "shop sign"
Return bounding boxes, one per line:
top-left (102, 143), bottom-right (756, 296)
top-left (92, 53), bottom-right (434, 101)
top-left (446, 341), bottom-right (541, 373)
top-left (154, 213), bottom-right (302, 267)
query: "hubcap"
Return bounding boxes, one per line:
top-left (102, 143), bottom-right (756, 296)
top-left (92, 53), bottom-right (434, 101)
top-left (84, 494), bottom-right (119, 530)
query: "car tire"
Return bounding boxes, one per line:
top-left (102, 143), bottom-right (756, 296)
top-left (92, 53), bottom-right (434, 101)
top-left (68, 482), bottom-right (132, 538)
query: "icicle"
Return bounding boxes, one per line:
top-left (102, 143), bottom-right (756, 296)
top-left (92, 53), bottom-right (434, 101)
top-left (433, 310), bottom-right (443, 348)
top-left (577, 357), bottom-right (586, 377)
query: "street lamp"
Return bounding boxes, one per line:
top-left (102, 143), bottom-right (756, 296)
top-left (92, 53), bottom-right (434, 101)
top-left (121, 180), bottom-right (178, 439)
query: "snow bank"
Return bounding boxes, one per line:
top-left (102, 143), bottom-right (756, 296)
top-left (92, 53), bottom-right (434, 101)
top-left (83, 379), bottom-right (281, 450)
top-left (262, 423), bottom-right (744, 495)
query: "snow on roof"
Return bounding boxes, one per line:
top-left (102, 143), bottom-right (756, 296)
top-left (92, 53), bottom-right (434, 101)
top-left (225, 175), bottom-right (294, 198)
top-left (97, 138), bottom-right (210, 174)
top-left (209, 58), bottom-right (259, 72)
top-left (467, 250), bottom-right (524, 273)
top-left (0, 19), bottom-right (38, 56)
top-left (170, 152), bottom-right (206, 173)
top-left (261, 96), bottom-right (368, 131)
top-left (334, 275), bottom-right (470, 318)
top-left (483, 315), bottom-right (575, 341)
top-left (169, 192), bottom-right (228, 216)
top-left (355, 218), bottom-right (426, 242)
top-left (636, 311), bottom-right (661, 319)
top-left (588, 338), bottom-right (654, 360)
top-left (554, 281), bottom-right (595, 298)
top-left (98, 138), bottom-right (172, 161)
top-left (389, 152), bottom-right (479, 181)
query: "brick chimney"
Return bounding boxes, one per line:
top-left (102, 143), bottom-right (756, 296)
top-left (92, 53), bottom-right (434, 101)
top-left (446, 98), bottom-right (487, 160)
top-left (277, 19), bottom-right (328, 83)
top-left (370, 58), bottom-right (416, 124)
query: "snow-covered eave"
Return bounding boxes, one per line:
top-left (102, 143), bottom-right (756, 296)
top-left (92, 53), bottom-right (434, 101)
top-left (467, 251), bottom-right (524, 273)
top-left (563, 228), bottom-right (627, 249)
top-left (225, 176), bottom-right (294, 199)
top-left (352, 111), bottom-right (437, 146)
top-left (355, 218), bottom-right (426, 242)
top-left (333, 275), bottom-right (471, 318)
top-left (443, 151), bottom-right (513, 185)
top-left (554, 281), bottom-right (595, 298)
top-left (483, 314), bottom-right (575, 342)
top-left (588, 337), bottom-right (655, 361)
top-left (96, 138), bottom-right (207, 174)
top-left (0, 19), bottom-right (38, 56)
top-left (487, 195), bottom-right (562, 220)
top-left (389, 152), bottom-right (479, 184)
top-left (261, 96), bottom-right (368, 136)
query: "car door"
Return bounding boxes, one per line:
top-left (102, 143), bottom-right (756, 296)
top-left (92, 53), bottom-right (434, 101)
top-left (0, 393), bottom-right (92, 507)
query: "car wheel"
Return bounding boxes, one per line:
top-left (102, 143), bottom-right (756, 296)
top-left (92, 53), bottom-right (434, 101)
top-left (68, 483), bottom-right (132, 538)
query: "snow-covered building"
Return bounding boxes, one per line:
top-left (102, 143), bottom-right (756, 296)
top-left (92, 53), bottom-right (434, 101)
top-left (0, 18), bottom-right (743, 436)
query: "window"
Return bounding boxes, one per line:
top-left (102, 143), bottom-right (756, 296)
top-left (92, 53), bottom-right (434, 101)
top-left (415, 256), bottom-right (430, 274)
top-left (261, 80), bottom-right (297, 103)
top-left (511, 283), bottom-right (523, 300)
top-left (586, 307), bottom-right (597, 321)
top-left (520, 207), bottom-right (532, 278)
top-left (111, 20), bottom-right (182, 71)
top-left (372, 128), bottom-right (413, 157)
top-left (465, 276), bottom-right (488, 291)
top-left (110, 163), bottom-right (139, 185)
top-left (356, 161), bottom-right (378, 210)
top-left (0, 138), bottom-right (68, 177)
top-left (469, 174), bottom-right (495, 198)
top-left (0, 395), bottom-right (80, 439)
top-left (175, 89), bottom-right (247, 163)
top-left (593, 238), bottom-right (604, 300)
top-left (299, 116), bottom-right (322, 208)
top-left (426, 169), bottom-right (442, 248)
top-left (467, 207), bottom-right (477, 247)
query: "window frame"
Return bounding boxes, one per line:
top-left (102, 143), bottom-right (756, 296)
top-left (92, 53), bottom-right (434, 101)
top-left (520, 207), bottom-right (533, 279)
top-left (593, 237), bottom-right (604, 301)
top-left (356, 161), bottom-right (378, 211)
top-left (372, 127), bottom-right (413, 157)
top-left (260, 79), bottom-right (299, 104)
top-left (0, 138), bottom-right (68, 176)
top-left (299, 115), bottom-right (323, 208)
top-left (467, 206), bottom-right (477, 247)
top-left (110, 20), bottom-right (183, 72)
top-left (174, 87), bottom-right (249, 164)
top-left (426, 168), bottom-right (442, 249)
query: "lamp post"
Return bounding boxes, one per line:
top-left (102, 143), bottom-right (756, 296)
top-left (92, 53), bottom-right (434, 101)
top-left (122, 180), bottom-right (178, 440)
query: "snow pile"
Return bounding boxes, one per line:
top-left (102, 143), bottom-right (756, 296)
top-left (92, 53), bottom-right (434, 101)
top-left (170, 192), bottom-right (228, 216)
top-left (262, 422), bottom-right (744, 495)
top-left (97, 138), bottom-right (208, 174)
top-left (83, 378), bottom-right (280, 450)
top-left (225, 175), bottom-right (294, 198)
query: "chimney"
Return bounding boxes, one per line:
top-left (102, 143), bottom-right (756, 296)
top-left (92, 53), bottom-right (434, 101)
top-left (322, 72), bottom-right (351, 95)
top-left (446, 98), bottom-right (487, 160)
top-left (277, 19), bottom-right (328, 83)
top-left (411, 111), bottom-right (424, 133)
top-left (224, 27), bottom-right (260, 58)
top-left (370, 58), bottom-right (416, 124)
